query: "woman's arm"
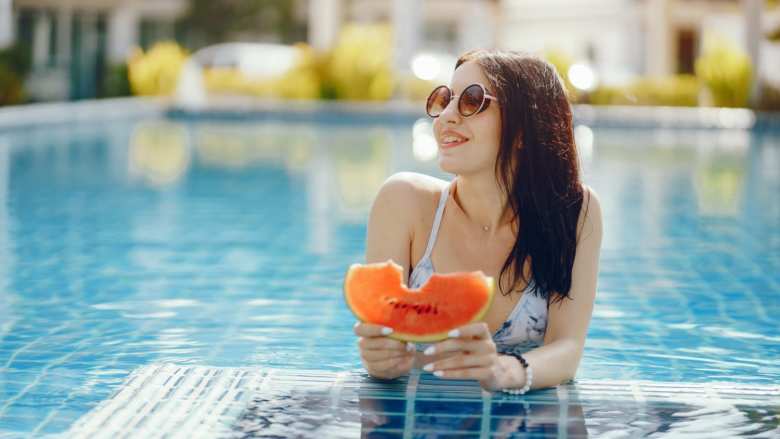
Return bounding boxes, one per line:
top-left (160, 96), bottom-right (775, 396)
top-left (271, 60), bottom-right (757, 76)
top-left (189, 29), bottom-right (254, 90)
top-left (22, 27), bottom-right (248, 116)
top-left (365, 173), bottom-right (419, 274)
top-left (504, 187), bottom-right (603, 389)
top-left (413, 187), bottom-right (603, 391)
top-left (357, 173), bottom-right (422, 379)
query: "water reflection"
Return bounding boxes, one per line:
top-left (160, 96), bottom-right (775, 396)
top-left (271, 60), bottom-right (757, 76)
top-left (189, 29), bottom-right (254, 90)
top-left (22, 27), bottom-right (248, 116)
top-left (129, 121), bottom-right (191, 186)
top-left (232, 373), bottom-right (780, 438)
top-left (232, 373), bottom-right (589, 438)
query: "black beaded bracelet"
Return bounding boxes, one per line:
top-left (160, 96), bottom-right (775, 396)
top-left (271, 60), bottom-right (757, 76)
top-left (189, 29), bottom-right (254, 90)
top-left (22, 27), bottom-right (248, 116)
top-left (501, 353), bottom-right (533, 394)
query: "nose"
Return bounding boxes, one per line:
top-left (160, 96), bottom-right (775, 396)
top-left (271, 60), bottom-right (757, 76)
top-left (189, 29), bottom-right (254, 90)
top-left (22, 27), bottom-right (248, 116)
top-left (436, 95), bottom-right (461, 125)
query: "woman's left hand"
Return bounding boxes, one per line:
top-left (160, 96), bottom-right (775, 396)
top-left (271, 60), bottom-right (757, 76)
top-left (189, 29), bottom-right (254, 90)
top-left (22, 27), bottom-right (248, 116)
top-left (421, 322), bottom-right (508, 391)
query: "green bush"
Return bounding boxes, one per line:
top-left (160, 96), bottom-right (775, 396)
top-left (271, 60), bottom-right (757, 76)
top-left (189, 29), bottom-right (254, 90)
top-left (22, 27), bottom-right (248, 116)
top-left (767, 25), bottom-right (780, 41)
top-left (589, 75), bottom-right (699, 107)
top-left (0, 44), bottom-right (31, 106)
top-left (0, 44), bottom-right (31, 77)
top-left (324, 24), bottom-right (394, 101)
top-left (0, 64), bottom-right (24, 106)
top-left (543, 48), bottom-right (579, 102)
top-left (757, 81), bottom-right (780, 112)
top-left (101, 63), bottom-right (132, 98)
top-left (695, 34), bottom-right (752, 108)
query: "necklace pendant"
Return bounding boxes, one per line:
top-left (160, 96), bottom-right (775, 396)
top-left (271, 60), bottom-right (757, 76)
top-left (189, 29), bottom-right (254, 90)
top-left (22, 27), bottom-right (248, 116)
top-left (482, 225), bottom-right (489, 232)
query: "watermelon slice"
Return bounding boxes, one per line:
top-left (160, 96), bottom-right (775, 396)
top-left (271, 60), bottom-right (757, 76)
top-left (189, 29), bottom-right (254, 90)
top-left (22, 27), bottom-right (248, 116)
top-left (344, 260), bottom-right (495, 342)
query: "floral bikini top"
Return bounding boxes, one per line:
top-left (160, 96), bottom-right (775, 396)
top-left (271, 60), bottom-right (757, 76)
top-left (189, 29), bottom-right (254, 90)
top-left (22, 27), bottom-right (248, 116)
top-left (408, 182), bottom-right (548, 356)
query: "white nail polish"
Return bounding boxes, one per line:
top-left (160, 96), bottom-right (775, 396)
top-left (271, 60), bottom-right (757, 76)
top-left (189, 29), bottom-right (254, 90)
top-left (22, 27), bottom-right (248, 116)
top-left (406, 343), bottom-right (416, 352)
top-left (424, 346), bottom-right (435, 356)
top-left (423, 363), bottom-right (434, 372)
top-left (381, 327), bottom-right (393, 335)
top-left (354, 322), bottom-right (360, 329)
top-left (433, 371), bottom-right (443, 377)
top-left (448, 329), bottom-right (460, 338)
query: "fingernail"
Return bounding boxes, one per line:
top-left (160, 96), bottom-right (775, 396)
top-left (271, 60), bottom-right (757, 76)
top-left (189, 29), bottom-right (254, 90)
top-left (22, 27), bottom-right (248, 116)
top-left (448, 329), bottom-right (460, 338)
top-left (381, 327), bottom-right (393, 335)
top-left (424, 346), bottom-right (435, 356)
top-left (433, 371), bottom-right (444, 377)
top-left (353, 322), bottom-right (360, 329)
top-left (423, 363), bottom-right (434, 372)
top-left (406, 343), bottom-right (416, 352)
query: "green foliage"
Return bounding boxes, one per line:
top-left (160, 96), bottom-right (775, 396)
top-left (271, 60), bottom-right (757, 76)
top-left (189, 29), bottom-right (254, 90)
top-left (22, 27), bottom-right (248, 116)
top-left (0, 64), bottom-right (24, 106)
top-left (695, 34), bottom-right (752, 108)
top-left (543, 48), bottom-right (579, 102)
top-left (128, 42), bottom-right (189, 96)
top-left (203, 43), bottom-right (321, 100)
top-left (757, 81), bottom-right (780, 112)
top-left (180, 0), bottom-right (305, 45)
top-left (323, 24), bottom-right (394, 101)
top-left (589, 75), bottom-right (699, 107)
top-left (0, 44), bottom-right (30, 106)
top-left (0, 44), bottom-right (31, 77)
top-left (767, 25), bottom-right (780, 42)
top-left (101, 63), bottom-right (132, 98)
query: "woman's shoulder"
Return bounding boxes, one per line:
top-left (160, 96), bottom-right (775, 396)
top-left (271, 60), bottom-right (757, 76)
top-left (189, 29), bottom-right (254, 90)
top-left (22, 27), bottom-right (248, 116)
top-left (577, 184), bottom-right (603, 242)
top-left (374, 172), bottom-right (449, 211)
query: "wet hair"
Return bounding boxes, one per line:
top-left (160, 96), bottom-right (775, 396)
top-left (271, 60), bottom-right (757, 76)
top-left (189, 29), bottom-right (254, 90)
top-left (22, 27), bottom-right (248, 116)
top-left (456, 49), bottom-right (586, 306)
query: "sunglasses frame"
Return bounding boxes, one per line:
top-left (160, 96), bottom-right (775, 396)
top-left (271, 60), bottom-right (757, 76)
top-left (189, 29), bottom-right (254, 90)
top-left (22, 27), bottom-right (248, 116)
top-left (426, 83), bottom-right (498, 118)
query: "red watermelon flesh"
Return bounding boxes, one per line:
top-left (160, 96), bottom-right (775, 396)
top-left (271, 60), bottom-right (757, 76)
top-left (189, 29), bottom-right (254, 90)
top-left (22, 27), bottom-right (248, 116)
top-left (344, 260), bottom-right (495, 342)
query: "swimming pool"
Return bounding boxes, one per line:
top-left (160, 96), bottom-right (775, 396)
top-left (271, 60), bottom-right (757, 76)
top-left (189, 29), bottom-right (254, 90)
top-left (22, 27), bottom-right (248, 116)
top-left (0, 105), bottom-right (778, 437)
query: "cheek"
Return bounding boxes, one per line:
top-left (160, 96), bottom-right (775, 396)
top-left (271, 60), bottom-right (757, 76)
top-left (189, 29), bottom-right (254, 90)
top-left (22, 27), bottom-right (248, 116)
top-left (475, 119), bottom-right (501, 155)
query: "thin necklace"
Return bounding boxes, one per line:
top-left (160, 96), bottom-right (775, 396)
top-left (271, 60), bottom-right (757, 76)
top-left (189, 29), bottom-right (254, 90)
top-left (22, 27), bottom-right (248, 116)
top-left (454, 180), bottom-right (493, 232)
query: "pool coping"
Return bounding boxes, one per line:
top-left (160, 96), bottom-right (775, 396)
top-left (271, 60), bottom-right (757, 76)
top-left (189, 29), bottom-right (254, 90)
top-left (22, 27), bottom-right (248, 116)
top-left (0, 97), bottom-right (778, 132)
top-left (65, 363), bottom-right (780, 439)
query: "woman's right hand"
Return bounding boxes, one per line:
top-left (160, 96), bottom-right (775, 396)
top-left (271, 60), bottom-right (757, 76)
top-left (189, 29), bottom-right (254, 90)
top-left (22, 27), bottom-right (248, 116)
top-left (354, 322), bottom-right (415, 380)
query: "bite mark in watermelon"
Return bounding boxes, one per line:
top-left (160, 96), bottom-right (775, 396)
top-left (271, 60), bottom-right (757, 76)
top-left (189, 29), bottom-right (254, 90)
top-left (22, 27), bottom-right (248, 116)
top-left (344, 260), bottom-right (495, 342)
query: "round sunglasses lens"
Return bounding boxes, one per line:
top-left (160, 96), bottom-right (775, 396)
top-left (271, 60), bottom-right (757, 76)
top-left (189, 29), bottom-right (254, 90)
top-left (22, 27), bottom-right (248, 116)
top-left (459, 85), bottom-right (484, 116)
top-left (426, 86), bottom-right (450, 117)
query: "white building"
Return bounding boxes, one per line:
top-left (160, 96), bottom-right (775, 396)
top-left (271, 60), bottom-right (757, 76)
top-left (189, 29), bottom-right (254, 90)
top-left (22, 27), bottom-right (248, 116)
top-left (1, 0), bottom-right (776, 102)
top-left (2, 0), bottom-right (186, 100)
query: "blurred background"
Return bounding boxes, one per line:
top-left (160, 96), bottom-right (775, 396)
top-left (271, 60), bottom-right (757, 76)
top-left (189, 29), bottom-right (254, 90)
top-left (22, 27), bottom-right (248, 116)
top-left (0, 0), bottom-right (778, 110)
top-left (1, 2), bottom-right (779, 436)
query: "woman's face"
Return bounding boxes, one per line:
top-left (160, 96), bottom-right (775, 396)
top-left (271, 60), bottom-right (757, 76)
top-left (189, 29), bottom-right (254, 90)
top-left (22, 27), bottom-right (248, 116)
top-left (433, 61), bottom-right (502, 176)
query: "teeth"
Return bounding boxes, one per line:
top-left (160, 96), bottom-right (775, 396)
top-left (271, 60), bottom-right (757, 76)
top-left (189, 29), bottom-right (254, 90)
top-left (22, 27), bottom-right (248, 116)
top-left (443, 136), bottom-right (465, 143)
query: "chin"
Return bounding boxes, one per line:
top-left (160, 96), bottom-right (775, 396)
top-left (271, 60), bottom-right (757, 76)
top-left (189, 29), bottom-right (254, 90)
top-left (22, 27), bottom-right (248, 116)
top-left (437, 154), bottom-right (470, 175)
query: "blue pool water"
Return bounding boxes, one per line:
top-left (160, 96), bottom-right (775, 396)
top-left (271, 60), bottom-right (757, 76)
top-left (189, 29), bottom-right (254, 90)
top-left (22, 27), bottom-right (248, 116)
top-left (0, 110), bottom-right (778, 437)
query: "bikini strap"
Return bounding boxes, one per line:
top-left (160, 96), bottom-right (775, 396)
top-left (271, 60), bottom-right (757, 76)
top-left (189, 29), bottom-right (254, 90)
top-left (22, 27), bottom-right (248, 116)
top-left (420, 183), bottom-right (450, 261)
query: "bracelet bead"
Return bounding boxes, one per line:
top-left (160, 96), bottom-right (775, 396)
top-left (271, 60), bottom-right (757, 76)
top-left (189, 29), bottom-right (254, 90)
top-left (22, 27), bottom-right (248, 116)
top-left (501, 353), bottom-right (533, 395)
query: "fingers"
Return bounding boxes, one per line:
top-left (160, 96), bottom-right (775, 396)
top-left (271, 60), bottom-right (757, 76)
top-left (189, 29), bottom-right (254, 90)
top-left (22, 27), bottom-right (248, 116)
top-left (423, 353), bottom-right (496, 373)
top-left (429, 367), bottom-right (492, 381)
top-left (358, 337), bottom-right (411, 351)
top-left (354, 322), bottom-right (394, 337)
top-left (361, 348), bottom-right (411, 362)
top-left (447, 322), bottom-right (491, 340)
top-left (423, 339), bottom-right (495, 356)
top-left (365, 353), bottom-right (415, 375)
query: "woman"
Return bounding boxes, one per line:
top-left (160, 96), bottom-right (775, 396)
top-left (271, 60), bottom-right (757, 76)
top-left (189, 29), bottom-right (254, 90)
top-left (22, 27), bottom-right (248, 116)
top-left (354, 49), bottom-right (603, 393)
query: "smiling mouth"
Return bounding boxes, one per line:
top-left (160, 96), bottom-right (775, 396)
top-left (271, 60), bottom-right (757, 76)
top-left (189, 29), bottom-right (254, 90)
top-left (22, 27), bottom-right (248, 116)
top-left (440, 135), bottom-right (469, 148)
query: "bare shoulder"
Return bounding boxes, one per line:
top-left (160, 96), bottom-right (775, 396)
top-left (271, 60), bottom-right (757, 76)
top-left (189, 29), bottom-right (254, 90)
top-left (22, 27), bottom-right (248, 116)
top-left (366, 173), bottom-right (449, 269)
top-left (373, 172), bottom-right (448, 212)
top-left (577, 185), bottom-right (603, 243)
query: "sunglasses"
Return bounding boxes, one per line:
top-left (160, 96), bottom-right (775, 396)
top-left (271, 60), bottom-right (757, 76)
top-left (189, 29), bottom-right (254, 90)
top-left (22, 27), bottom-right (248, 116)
top-left (426, 83), bottom-right (498, 118)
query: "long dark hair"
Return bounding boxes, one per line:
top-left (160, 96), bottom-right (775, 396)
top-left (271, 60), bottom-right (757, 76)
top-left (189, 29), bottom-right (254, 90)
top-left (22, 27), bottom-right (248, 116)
top-left (456, 49), bottom-right (586, 306)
